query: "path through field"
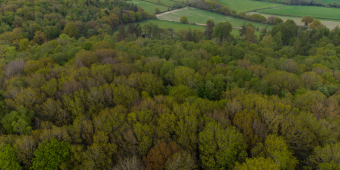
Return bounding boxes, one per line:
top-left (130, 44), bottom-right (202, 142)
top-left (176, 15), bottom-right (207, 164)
top-left (156, 7), bottom-right (188, 17)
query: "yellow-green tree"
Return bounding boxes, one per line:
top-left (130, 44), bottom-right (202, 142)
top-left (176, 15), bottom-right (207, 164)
top-left (180, 16), bottom-right (188, 24)
top-left (0, 144), bottom-right (22, 170)
top-left (63, 22), bottom-right (79, 38)
top-left (233, 157), bottom-right (280, 170)
top-left (301, 16), bottom-right (313, 26)
top-left (199, 121), bottom-right (247, 169)
top-left (31, 137), bottom-right (70, 170)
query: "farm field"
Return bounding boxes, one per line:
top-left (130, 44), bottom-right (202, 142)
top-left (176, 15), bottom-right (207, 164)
top-left (157, 7), bottom-right (272, 29)
top-left (258, 5), bottom-right (340, 20)
top-left (247, 12), bottom-right (340, 29)
top-left (126, 1), bottom-right (169, 14)
top-left (217, 0), bottom-right (283, 13)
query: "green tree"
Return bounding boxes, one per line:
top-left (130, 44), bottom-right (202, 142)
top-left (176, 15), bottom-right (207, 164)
top-left (122, 13), bottom-right (128, 24)
top-left (113, 85), bottom-right (139, 106)
top-left (128, 11), bottom-right (136, 22)
top-left (262, 135), bottom-right (298, 169)
top-left (205, 19), bottom-right (214, 40)
top-left (135, 23), bottom-right (142, 37)
top-left (199, 121), bottom-right (247, 169)
top-left (63, 22), bottom-right (79, 38)
top-left (213, 21), bottom-right (232, 43)
top-left (308, 142), bottom-right (340, 169)
top-left (155, 8), bottom-right (161, 14)
top-left (1, 106), bottom-right (34, 135)
top-left (32, 31), bottom-right (47, 45)
top-left (169, 85), bottom-right (197, 103)
top-left (301, 16), bottom-right (313, 26)
top-left (118, 25), bottom-right (127, 41)
top-left (234, 157), bottom-right (280, 170)
top-left (185, 27), bottom-right (193, 41)
top-left (136, 12), bottom-right (143, 21)
top-left (31, 137), bottom-right (70, 170)
top-left (180, 16), bottom-right (188, 24)
top-left (309, 19), bottom-right (324, 29)
top-left (0, 144), bottom-right (22, 170)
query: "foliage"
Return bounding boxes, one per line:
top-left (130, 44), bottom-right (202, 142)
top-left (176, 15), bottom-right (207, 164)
top-left (0, 144), bottom-right (22, 170)
top-left (180, 16), bottom-right (189, 24)
top-left (31, 137), bottom-right (70, 170)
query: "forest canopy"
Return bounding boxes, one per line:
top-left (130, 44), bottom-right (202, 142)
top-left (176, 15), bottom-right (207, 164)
top-left (1, 0), bottom-right (340, 169)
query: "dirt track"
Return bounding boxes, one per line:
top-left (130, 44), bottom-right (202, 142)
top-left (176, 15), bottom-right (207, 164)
top-left (156, 7), bottom-right (188, 17)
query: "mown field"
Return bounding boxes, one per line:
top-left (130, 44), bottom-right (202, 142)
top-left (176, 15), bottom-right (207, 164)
top-left (157, 7), bottom-right (272, 29)
top-left (217, 0), bottom-right (283, 13)
top-left (126, 1), bottom-right (169, 14)
top-left (258, 5), bottom-right (340, 20)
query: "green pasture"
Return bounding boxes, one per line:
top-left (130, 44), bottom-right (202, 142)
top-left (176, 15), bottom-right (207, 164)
top-left (217, 0), bottom-right (283, 12)
top-left (157, 7), bottom-right (272, 29)
top-left (258, 5), bottom-right (340, 20)
top-left (320, 0), bottom-right (340, 4)
top-left (126, 1), bottom-right (169, 14)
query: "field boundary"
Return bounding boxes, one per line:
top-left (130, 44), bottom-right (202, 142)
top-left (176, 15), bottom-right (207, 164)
top-left (153, 19), bottom-right (243, 29)
top-left (156, 7), bottom-right (188, 17)
top-left (184, 7), bottom-right (275, 26)
top-left (245, 5), bottom-right (285, 13)
top-left (257, 10), bottom-right (340, 21)
top-left (127, 0), bottom-right (185, 8)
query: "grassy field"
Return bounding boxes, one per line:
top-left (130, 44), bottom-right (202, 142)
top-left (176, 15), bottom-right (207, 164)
top-left (126, 1), bottom-right (169, 14)
top-left (157, 7), bottom-right (272, 29)
top-left (320, 0), bottom-right (340, 4)
top-left (258, 5), bottom-right (340, 20)
top-left (217, 0), bottom-right (283, 12)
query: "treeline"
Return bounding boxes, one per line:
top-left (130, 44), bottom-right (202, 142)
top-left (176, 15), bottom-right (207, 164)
top-left (0, 0), bottom-right (151, 41)
top-left (189, 0), bottom-right (235, 15)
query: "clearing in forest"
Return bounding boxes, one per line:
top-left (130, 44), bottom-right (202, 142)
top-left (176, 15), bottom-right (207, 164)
top-left (157, 7), bottom-right (272, 29)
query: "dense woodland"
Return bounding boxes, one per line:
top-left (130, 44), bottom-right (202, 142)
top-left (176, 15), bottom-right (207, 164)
top-left (1, 0), bottom-right (340, 170)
